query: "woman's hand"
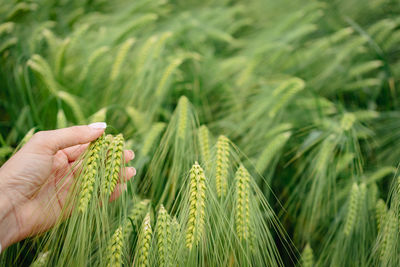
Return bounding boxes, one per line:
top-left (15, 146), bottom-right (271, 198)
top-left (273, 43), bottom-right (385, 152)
top-left (0, 123), bottom-right (136, 251)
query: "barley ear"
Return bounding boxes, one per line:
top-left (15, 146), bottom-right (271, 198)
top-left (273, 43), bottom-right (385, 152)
top-left (301, 243), bottom-right (314, 267)
top-left (186, 162), bottom-right (206, 250)
top-left (155, 205), bottom-right (172, 266)
top-left (103, 134), bottom-right (124, 195)
top-left (78, 135), bottom-right (105, 213)
top-left (216, 135), bottom-right (229, 198)
top-left (107, 226), bottom-right (124, 267)
top-left (343, 183), bottom-right (360, 236)
top-left (177, 96), bottom-right (189, 140)
top-left (198, 125), bottom-right (211, 168)
top-left (136, 213), bottom-right (153, 267)
top-left (380, 210), bottom-right (397, 262)
top-left (30, 251), bottom-right (50, 267)
top-left (375, 199), bottom-right (387, 232)
top-left (142, 122), bottom-right (166, 156)
top-left (235, 165), bottom-right (253, 244)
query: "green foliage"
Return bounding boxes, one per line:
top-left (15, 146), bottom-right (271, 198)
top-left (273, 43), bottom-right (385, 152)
top-left (1, 0), bottom-right (400, 266)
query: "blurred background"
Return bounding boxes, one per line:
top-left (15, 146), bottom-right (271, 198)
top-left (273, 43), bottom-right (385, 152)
top-left (1, 0), bottom-right (400, 266)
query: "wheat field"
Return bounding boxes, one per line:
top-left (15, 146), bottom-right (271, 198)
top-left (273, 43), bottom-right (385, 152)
top-left (1, 0), bottom-right (400, 266)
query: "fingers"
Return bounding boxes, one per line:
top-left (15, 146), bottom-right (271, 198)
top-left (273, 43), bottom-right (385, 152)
top-left (124, 150), bottom-right (135, 163)
top-left (109, 183), bottom-right (127, 202)
top-left (24, 123), bottom-right (107, 155)
top-left (123, 166), bottom-right (136, 182)
top-left (62, 143), bottom-right (89, 162)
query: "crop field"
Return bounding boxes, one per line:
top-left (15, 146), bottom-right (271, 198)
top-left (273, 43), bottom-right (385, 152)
top-left (1, 0), bottom-right (400, 266)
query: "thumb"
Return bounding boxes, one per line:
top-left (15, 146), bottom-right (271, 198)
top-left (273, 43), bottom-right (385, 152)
top-left (24, 122), bottom-right (107, 155)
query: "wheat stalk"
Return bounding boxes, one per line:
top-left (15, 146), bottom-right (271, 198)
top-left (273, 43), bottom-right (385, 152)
top-left (103, 134), bottom-right (124, 195)
top-left (106, 226), bottom-right (124, 267)
top-left (235, 165), bottom-right (253, 243)
top-left (156, 205), bottom-right (172, 266)
top-left (216, 135), bottom-right (229, 198)
top-left (301, 243), bottom-right (314, 267)
top-left (344, 183), bottom-right (360, 236)
top-left (198, 125), bottom-right (211, 168)
top-left (177, 96), bottom-right (188, 140)
top-left (78, 135), bottom-right (105, 213)
top-left (136, 212), bottom-right (153, 267)
top-left (186, 162), bottom-right (206, 250)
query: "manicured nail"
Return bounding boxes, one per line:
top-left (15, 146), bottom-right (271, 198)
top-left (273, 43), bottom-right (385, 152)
top-left (132, 167), bottom-right (137, 176)
top-left (88, 122), bottom-right (107, 129)
top-left (128, 150), bottom-right (135, 159)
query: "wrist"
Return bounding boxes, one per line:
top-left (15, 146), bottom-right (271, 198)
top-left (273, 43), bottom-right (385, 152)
top-left (0, 184), bottom-right (20, 251)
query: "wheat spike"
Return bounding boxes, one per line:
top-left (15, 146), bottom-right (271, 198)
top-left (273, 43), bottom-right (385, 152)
top-left (103, 134), bottom-right (124, 195)
top-left (142, 122), bottom-right (166, 156)
top-left (301, 243), bottom-right (314, 267)
top-left (155, 58), bottom-right (184, 97)
top-left (235, 165), bottom-right (253, 242)
top-left (124, 199), bottom-right (150, 239)
top-left (375, 199), bottom-right (387, 232)
top-left (30, 251), bottom-right (50, 267)
top-left (255, 131), bottom-right (291, 174)
top-left (216, 135), bottom-right (229, 198)
top-left (186, 162), bottom-right (206, 250)
top-left (78, 135), bottom-right (105, 213)
top-left (344, 183), bottom-right (360, 236)
top-left (177, 96), bottom-right (188, 140)
top-left (79, 46), bottom-right (110, 81)
top-left (137, 213), bottom-right (152, 267)
top-left (156, 205), bottom-right (172, 266)
top-left (380, 210), bottom-right (397, 262)
top-left (110, 38), bottom-right (135, 81)
top-left (198, 125), bottom-right (211, 167)
top-left (106, 226), bottom-right (124, 267)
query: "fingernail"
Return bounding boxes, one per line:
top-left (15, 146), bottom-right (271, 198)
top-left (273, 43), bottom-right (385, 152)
top-left (129, 150), bottom-right (135, 159)
top-left (132, 167), bottom-right (137, 176)
top-left (88, 122), bottom-right (107, 129)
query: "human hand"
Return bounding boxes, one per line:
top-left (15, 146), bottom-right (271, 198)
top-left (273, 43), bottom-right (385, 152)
top-left (0, 123), bottom-right (136, 251)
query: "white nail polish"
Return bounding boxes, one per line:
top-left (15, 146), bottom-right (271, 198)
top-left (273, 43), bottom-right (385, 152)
top-left (88, 122), bottom-right (107, 129)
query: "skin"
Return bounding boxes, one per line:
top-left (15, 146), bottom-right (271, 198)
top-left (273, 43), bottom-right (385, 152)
top-left (0, 125), bottom-right (136, 250)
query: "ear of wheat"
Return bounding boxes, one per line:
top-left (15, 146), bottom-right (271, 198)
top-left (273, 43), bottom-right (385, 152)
top-left (78, 135), bottom-right (105, 213)
top-left (124, 199), bottom-right (151, 239)
top-left (380, 210), bottom-right (397, 262)
top-left (155, 205), bottom-right (172, 266)
top-left (136, 212), bottom-right (153, 267)
top-left (198, 125), bottom-right (211, 167)
top-left (103, 134), bottom-right (124, 195)
top-left (186, 162), bottom-right (206, 250)
top-left (344, 183), bottom-right (360, 236)
top-left (216, 135), bottom-right (229, 198)
top-left (30, 251), bottom-right (50, 267)
top-left (142, 122), bottom-right (166, 156)
top-left (375, 199), bottom-right (387, 232)
top-left (177, 96), bottom-right (188, 140)
top-left (235, 165), bottom-right (253, 243)
top-left (110, 38), bottom-right (135, 81)
top-left (107, 226), bottom-right (124, 267)
top-left (301, 243), bottom-right (314, 267)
